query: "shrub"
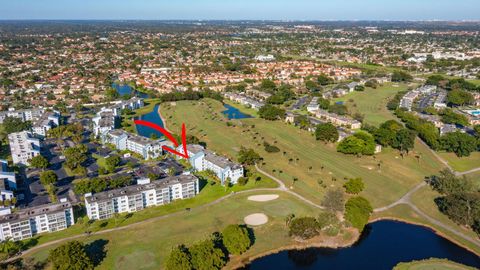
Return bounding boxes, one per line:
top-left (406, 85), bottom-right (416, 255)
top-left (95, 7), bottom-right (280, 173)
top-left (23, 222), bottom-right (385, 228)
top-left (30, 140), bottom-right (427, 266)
top-left (288, 217), bottom-right (320, 240)
top-left (221, 225), bottom-right (252, 255)
top-left (345, 196), bottom-right (373, 231)
top-left (343, 178), bottom-right (365, 194)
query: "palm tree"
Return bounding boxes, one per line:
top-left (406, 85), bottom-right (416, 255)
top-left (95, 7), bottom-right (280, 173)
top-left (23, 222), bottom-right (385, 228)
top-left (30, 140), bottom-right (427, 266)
top-left (285, 213), bottom-right (295, 227)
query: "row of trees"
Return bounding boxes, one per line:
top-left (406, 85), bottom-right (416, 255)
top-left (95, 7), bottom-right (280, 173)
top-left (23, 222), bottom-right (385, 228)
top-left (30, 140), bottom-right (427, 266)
top-left (258, 104), bottom-right (285, 120)
top-left (396, 109), bottom-right (479, 157)
top-left (160, 89), bottom-right (223, 103)
top-left (365, 120), bottom-right (416, 153)
top-left (428, 169), bottom-right (480, 235)
top-left (166, 224), bottom-right (253, 270)
top-left (74, 175), bottom-right (132, 195)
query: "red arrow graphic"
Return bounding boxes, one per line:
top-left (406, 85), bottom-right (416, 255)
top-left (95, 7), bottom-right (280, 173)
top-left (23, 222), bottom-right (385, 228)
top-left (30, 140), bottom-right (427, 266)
top-left (134, 120), bottom-right (189, 159)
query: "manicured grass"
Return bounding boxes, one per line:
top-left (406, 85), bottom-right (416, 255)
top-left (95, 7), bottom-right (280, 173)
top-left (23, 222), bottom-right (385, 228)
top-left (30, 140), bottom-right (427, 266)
top-left (161, 99), bottom-right (445, 208)
top-left (92, 153), bottom-right (107, 168)
top-left (21, 175), bottom-right (277, 248)
top-left (437, 152), bottom-right (480, 172)
top-left (27, 192), bottom-right (322, 270)
top-left (394, 258), bottom-right (477, 270)
top-left (333, 82), bottom-right (412, 126)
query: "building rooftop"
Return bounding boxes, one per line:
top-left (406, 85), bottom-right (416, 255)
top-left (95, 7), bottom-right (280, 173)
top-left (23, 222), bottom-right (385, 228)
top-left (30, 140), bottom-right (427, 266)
top-left (0, 201), bottom-right (72, 224)
top-left (85, 174), bottom-right (197, 204)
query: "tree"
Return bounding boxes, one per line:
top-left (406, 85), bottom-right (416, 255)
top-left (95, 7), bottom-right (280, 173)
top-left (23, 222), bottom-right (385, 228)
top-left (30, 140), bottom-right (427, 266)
top-left (29, 155), bottom-right (50, 170)
top-left (166, 245), bottom-right (193, 270)
top-left (337, 132), bottom-right (375, 156)
top-left (391, 71), bottom-right (413, 82)
top-left (441, 131), bottom-right (477, 157)
top-left (105, 155), bottom-right (121, 173)
top-left (189, 239), bottom-right (226, 270)
top-left (446, 90), bottom-right (474, 107)
top-left (440, 109), bottom-right (469, 126)
top-left (237, 177), bottom-right (248, 186)
top-left (288, 217), bottom-right (320, 240)
top-left (328, 103), bottom-right (348, 115)
top-left (321, 189), bottom-right (345, 212)
top-left (428, 169), bottom-right (473, 195)
top-left (315, 123), bottom-right (339, 143)
top-left (436, 192), bottom-right (480, 228)
top-left (317, 74), bottom-right (334, 85)
top-left (40, 170), bottom-right (58, 186)
top-left (221, 224), bottom-right (252, 255)
top-left (258, 104), bottom-right (285, 120)
top-left (237, 147), bottom-right (261, 165)
top-left (3, 117), bottom-right (32, 134)
top-left (64, 146), bottom-right (88, 170)
top-left (392, 129), bottom-right (416, 153)
top-left (345, 196), bottom-right (373, 231)
top-left (48, 241), bottom-right (93, 270)
top-left (343, 178), bottom-right (365, 194)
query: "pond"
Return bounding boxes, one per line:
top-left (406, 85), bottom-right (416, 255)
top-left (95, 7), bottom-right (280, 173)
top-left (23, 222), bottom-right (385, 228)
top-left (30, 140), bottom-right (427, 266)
top-left (241, 220), bottom-right (480, 270)
top-left (112, 83), bottom-right (149, 99)
top-left (134, 104), bottom-right (164, 139)
top-left (222, 104), bottom-right (252, 119)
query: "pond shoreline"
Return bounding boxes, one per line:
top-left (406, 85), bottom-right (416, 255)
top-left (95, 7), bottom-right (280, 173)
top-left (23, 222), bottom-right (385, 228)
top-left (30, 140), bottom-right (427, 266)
top-left (230, 218), bottom-right (480, 270)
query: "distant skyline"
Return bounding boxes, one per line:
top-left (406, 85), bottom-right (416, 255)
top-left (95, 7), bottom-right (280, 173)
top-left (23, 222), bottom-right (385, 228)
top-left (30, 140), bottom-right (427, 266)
top-left (1, 0), bottom-right (479, 21)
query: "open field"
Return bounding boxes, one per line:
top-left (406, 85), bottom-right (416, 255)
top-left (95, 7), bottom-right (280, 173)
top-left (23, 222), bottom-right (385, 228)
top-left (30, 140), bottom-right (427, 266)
top-left (333, 82), bottom-right (412, 126)
top-left (394, 258), bottom-right (477, 270)
top-left (27, 192), bottom-right (322, 270)
top-left (160, 99), bottom-right (445, 208)
top-left (437, 152), bottom-right (480, 172)
top-left (223, 99), bottom-right (259, 117)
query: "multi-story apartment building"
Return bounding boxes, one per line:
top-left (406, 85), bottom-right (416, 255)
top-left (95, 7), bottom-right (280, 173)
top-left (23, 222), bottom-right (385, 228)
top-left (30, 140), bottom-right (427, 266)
top-left (0, 160), bottom-right (16, 191)
top-left (84, 174), bottom-right (199, 220)
top-left (177, 144), bottom-right (244, 185)
top-left (31, 111), bottom-right (60, 138)
top-left (92, 97), bottom-right (144, 136)
top-left (0, 200), bottom-right (74, 241)
top-left (103, 129), bottom-right (172, 159)
top-left (0, 108), bottom-right (44, 124)
top-left (8, 131), bottom-right (41, 166)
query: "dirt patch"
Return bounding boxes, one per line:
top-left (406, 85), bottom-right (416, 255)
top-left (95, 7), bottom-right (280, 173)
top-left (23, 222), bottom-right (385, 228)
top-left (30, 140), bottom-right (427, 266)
top-left (248, 194), bottom-right (279, 202)
top-left (244, 213), bottom-right (268, 226)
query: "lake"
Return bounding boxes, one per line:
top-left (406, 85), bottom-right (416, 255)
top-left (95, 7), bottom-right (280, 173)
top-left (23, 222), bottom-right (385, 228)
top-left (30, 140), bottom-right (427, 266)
top-left (112, 83), bottom-right (149, 99)
top-left (222, 104), bottom-right (252, 119)
top-left (134, 104), bottom-right (164, 139)
top-left (241, 220), bottom-right (480, 270)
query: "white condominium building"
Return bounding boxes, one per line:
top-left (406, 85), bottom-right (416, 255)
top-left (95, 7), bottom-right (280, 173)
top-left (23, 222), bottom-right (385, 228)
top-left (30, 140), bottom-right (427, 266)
top-left (0, 201), bottom-right (74, 241)
top-left (84, 174), bottom-right (199, 220)
top-left (92, 97), bottom-right (145, 137)
top-left (177, 144), bottom-right (244, 185)
top-left (0, 108), bottom-right (44, 124)
top-left (8, 131), bottom-right (41, 166)
top-left (104, 129), bottom-right (173, 159)
top-left (31, 111), bottom-right (60, 137)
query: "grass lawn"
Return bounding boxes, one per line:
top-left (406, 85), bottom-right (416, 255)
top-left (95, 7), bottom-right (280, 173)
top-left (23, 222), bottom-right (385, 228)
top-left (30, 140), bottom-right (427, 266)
top-left (27, 192), bottom-right (322, 270)
top-left (21, 175), bottom-right (277, 248)
top-left (92, 153), bottom-right (107, 168)
top-left (333, 82), bottom-right (412, 126)
top-left (437, 152), bottom-right (480, 172)
top-left (161, 99), bottom-right (445, 208)
top-left (394, 258), bottom-right (477, 270)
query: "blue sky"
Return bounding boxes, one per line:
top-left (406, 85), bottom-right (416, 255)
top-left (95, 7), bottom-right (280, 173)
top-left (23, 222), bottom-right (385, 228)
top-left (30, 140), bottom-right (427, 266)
top-left (0, 0), bottom-right (478, 20)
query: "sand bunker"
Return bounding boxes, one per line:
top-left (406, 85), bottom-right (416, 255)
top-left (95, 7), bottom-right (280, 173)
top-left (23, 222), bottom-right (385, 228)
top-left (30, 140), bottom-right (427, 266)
top-left (248, 194), bottom-right (279, 202)
top-left (244, 213), bottom-right (268, 226)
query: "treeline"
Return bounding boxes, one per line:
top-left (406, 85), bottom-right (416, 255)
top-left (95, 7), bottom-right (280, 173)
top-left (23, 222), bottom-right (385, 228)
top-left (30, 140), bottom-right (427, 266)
top-left (74, 175), bottom-right (132, 195)
top-left (160, 89), bottom-right (223, 103)
top-left (396, 109), bottom-right (479, 157)
top-left (166, 224), bottom-right (253, 270)
top-left (428, 169), bottom-right (480, 236)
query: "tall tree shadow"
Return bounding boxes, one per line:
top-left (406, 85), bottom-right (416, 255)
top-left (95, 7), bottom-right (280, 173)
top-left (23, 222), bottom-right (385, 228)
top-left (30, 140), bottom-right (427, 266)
top-left (85, 239), bottom-right (109, 267)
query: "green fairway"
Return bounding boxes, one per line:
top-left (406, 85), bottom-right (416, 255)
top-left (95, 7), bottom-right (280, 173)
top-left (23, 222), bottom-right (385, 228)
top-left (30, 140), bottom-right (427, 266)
top-left (437, 152), bottom-right (480, 172)
top-left (333, 82), bottom-right (412, 126)
top-left (394, 258), bottom-right (477, 270)
top-left (160, 99), bottom-right (444, 208)
top-left (27, 192), bottom-right (324, 270)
